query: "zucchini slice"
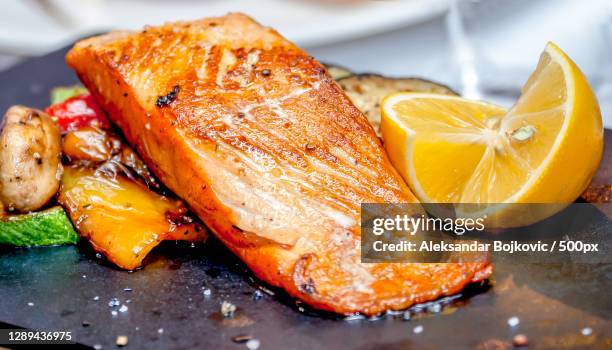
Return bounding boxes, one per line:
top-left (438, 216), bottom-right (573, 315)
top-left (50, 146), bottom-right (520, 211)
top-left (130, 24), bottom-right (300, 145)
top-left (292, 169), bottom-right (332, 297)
top-left (0, 206), bottom-right (79, 247)
top-left (50, 85), bottom-right (88, 104)
top-left (337, 74), bottom-right (458, 135)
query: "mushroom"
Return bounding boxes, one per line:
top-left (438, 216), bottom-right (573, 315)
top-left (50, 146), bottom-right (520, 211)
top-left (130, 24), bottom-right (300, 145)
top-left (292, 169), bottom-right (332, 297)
top-left (0, 106), bottom-right (62, 212)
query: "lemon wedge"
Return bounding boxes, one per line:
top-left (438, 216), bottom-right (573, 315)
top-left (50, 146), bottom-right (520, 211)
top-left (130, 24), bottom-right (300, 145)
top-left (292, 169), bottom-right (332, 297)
top-left (381, 42), bottom-right (603, 227)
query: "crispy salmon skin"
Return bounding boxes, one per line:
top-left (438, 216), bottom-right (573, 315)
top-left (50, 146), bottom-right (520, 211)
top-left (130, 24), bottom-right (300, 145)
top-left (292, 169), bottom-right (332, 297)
top-left (66, 13), bottom-right (492, 315)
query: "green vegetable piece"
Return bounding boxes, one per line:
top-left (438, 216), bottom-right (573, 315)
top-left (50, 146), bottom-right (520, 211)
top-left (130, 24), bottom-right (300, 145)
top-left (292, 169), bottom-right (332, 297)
top-left (0, 206), bottom-right (79, 246)
top-left (50, 85), bottom-right (88, 104)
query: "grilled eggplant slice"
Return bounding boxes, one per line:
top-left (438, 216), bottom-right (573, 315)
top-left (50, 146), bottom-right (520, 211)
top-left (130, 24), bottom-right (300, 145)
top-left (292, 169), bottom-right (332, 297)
top-left (323, 63), bottom-right (353, 80)
top-left (337, 74), bottom-right (458, 135)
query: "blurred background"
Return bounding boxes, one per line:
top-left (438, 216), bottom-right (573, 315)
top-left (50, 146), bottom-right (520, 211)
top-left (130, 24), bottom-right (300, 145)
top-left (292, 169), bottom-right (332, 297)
top-left (1, 0), bottom-right (611, 126)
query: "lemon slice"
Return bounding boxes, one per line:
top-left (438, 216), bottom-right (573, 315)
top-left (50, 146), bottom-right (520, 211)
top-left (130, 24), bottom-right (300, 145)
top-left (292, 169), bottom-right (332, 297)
top-left (381, 42), bottom-right (603, 227)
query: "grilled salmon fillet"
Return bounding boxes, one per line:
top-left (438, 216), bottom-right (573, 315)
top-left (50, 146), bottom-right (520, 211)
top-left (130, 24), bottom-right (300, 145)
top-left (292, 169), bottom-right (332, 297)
top-left (66, 13), bottom-right (492, 315)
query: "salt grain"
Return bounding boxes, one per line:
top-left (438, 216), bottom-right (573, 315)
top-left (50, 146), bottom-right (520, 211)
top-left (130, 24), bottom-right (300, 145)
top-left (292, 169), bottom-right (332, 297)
top-left (116, 335), bottom-right (128, 347)
top-left (158, 328), bottom-right (164, 334)
top-left (202, 288), bottom-right (212, 296)
top-left (252, 290), bottom-right (263, 301)
top-left (93, 344), bottom-right (102, 350)
top-left (27, 302), bottom-right (34, 307)
top-left (221, 301), bottom-right (236, 318)
top-left (93, 296), bottom-right (100, 301)
top-left (111, 310), bottom-right (118, 316)
top-left (413, 325), bottom-right (424, 334)
top-left (246, 338), bottom-right (260, 350)
top-left (507, 316), bottom-right (520, 327)
top-left (119, 305), bottom-right (128, 313)
top-left (108, 298), bottom-right (120, 307)
top-left (581, 327), bottom-right (593, 336)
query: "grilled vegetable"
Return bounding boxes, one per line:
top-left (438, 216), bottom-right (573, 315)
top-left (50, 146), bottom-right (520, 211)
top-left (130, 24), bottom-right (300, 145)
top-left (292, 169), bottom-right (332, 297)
top-left (62, 126), bottom-right (122, 163)
top-left (50, 85), bottom-right (88, 104)
top-left (337, 74), bottom-right (458, 135)
top-left (62, 126), bottom-right (163, 192)
top-left (45, 93), bottom-right (110, 133)
top-left (0, 206), bottom-right (78, 246)
top-left (0, 106), bottom-right (62, 213)
top-left (323, 63), bottom-right (353, 80)
top-left (58, 167), bottom-right (205, 270)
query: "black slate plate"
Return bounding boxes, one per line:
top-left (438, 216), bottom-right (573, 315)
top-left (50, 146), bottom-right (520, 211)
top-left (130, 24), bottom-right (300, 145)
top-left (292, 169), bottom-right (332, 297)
top-left (0, 45), bottom-right (611, 350)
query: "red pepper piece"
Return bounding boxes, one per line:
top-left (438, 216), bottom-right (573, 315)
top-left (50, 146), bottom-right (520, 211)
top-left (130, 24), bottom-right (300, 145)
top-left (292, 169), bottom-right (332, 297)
top-left (45, 94), bottom-right (110, 132)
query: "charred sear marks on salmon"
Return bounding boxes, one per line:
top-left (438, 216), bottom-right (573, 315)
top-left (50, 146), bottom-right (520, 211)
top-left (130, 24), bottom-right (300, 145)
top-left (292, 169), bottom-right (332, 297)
top-left (156, 85), bottom-right (180, 107)
top-left (299, 279), bottom-right (317, 295)
top-left (293, 253), bottom-right (319, 296)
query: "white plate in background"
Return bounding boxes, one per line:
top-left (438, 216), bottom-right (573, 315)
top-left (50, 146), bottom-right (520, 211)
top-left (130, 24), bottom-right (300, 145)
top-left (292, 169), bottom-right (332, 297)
top-left (0, 0), bottom-right (449, 55)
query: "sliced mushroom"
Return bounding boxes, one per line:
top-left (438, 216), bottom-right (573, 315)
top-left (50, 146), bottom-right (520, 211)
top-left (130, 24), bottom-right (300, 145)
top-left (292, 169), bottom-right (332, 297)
top-left (0, 106), bottom-right (62, 212)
